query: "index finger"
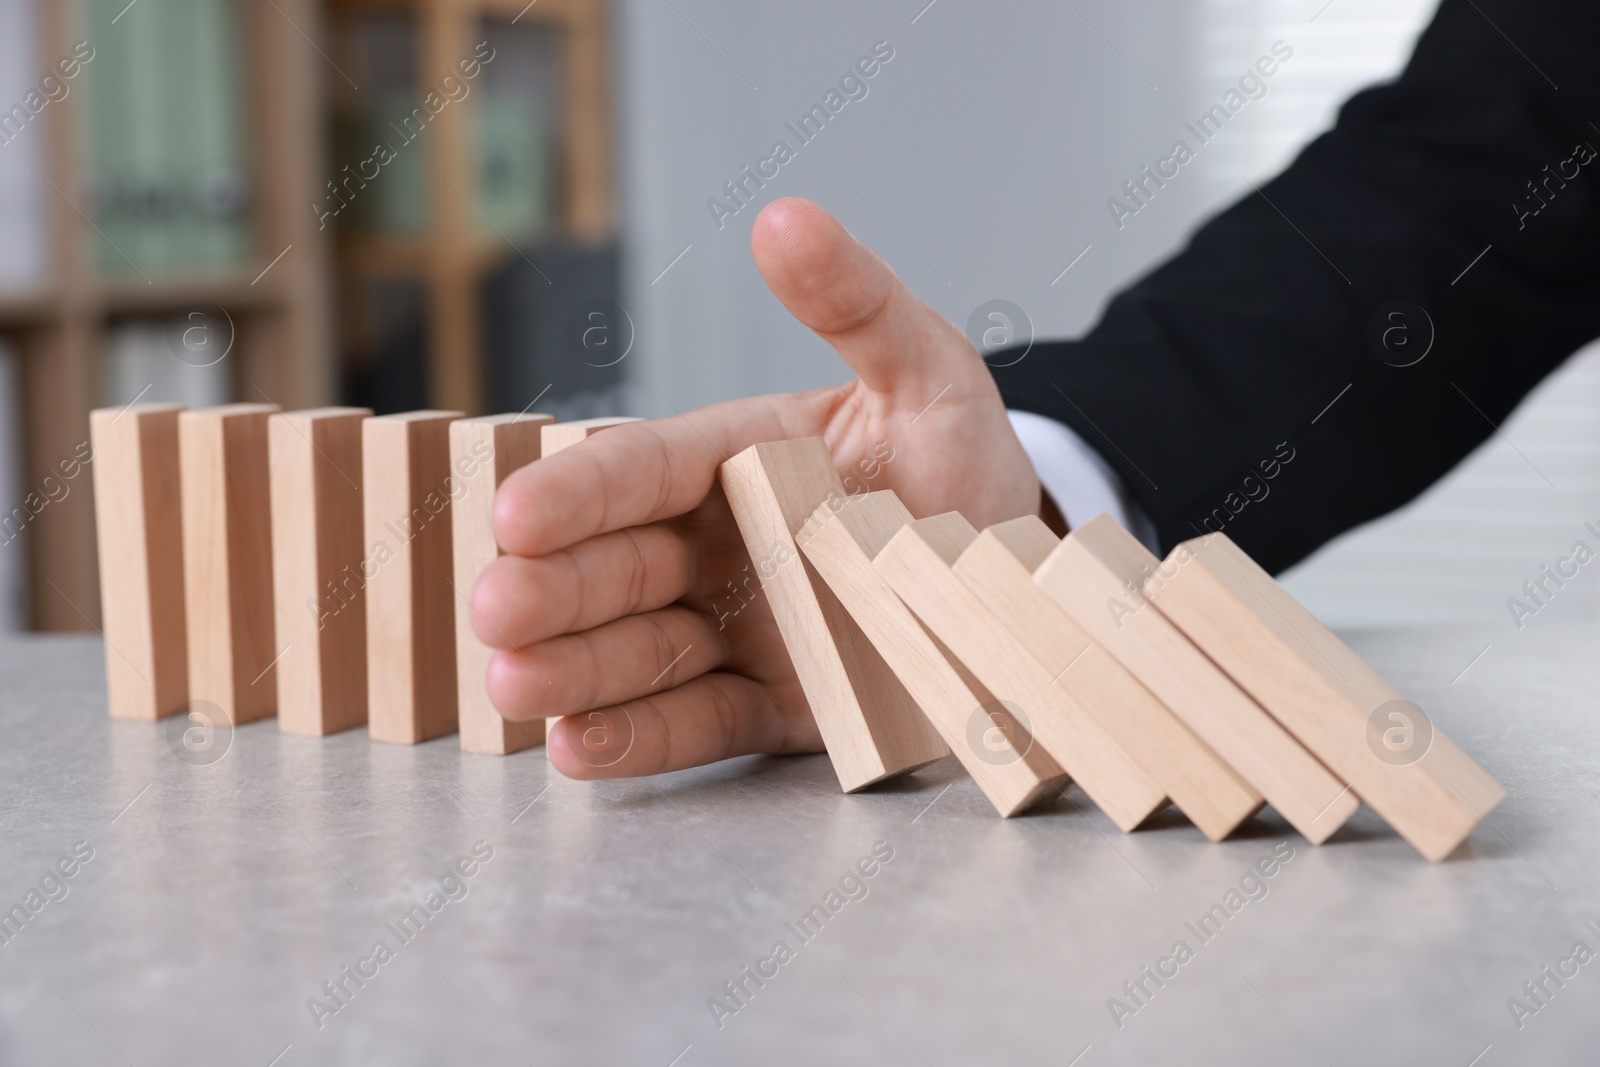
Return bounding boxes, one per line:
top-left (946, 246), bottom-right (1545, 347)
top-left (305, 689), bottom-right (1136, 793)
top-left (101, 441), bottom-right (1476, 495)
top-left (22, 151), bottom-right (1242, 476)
top-left (493, 391), bottom-right (834, 558)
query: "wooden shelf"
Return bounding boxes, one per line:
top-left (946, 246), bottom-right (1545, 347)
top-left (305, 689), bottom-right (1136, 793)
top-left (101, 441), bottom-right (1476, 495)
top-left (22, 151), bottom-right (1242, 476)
top-left (0, 292), bottom-right (55, 329)
top-left (98, 274), bottom-right (288, 316)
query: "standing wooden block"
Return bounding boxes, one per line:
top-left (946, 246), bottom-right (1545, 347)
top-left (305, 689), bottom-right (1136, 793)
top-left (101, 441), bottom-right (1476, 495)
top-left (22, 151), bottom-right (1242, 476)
top-left (1034, 515), bottom-right (1359, 843)
top-left (453, 413), bottom-right (555, 755)
top-left (954, 517), bottom-right (1262, 842)
top-left (541, 416), bottom-right (642, 456)
top-left (873, 512), bottom-right (1164, 831)
top-left (721, 439), bottom-right (948, 793)
top-left (180, 404), bottom-right (278, 725)
top-left (799, 492), bottom-right (1067, 816)
top-left (1147, 531), bottom-right (1505, 861)
top-left (363, 411), bottom-right (465, 744)
top-left (538, 416), bottom-right (640, 750)
top-left (90, 403), bottom-right (188, 720)
top-left (269, 408), bottom-right (372, 736)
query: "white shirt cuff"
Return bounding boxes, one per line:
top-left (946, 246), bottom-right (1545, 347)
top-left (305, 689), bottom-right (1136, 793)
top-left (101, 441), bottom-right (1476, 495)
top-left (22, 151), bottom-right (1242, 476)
top-left (1007, 409), bottom-right (1159, 552)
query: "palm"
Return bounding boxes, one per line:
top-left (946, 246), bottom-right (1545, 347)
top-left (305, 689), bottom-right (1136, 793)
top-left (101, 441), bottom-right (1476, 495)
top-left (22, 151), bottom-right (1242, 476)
top-left (475, 200), bottom-right (1040, 778)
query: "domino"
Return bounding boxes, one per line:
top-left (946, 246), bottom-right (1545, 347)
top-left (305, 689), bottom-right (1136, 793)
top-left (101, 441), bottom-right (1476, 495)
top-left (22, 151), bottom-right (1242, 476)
top-left (453, 413), bottom-right (555, 755)
top-left (873, 512), bottom-right (1165, 831)
top-left (958, 517), bottom-right (1265, 838)
top-left (269, 408), bottom-right (372, 736)
top-left (1147, 531), bottom-right (1504, 861)
top-left (955, 516), bottom-right (1262, 842)
top-left (798, 491), bottom-right (1067, 816)
top-left (721, 439), bottom-right (948, 792)
top-left (179, 404), bottom-right (278, 725)
top-left (541, 416), bottom-right (643, 456)
top-left (538, 416), bottom-right (641, 750)
top-left (363, 411), bottom-right (464, 744)
top-left (89, 403), bottom-right (188, 720)
top-left (1033, 515), bottom-right (1359, 843)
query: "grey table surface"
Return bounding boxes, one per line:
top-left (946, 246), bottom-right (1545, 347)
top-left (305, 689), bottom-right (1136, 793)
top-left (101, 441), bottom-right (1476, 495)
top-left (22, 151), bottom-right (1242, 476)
top-left (0, 625), bottom-right (1595, 1067)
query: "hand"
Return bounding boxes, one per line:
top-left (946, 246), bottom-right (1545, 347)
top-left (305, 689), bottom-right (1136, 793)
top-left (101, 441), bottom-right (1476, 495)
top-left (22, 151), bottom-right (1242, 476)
top-left (470, 197), bottom-right (1042, 779)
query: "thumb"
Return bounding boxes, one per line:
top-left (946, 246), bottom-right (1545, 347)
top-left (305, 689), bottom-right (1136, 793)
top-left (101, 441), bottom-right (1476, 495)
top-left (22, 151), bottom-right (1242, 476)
top-left (750, 197), bottom-right (983, 397)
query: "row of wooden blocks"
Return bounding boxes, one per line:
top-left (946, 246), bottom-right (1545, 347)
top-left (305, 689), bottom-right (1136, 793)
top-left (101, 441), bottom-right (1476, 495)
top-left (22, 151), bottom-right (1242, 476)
top-left (90, 402), bottom-right (637, 754)
top-left (90, 405), bottom-right (1502, 860)
top-left (719, 439), bottom-right (1505, 862)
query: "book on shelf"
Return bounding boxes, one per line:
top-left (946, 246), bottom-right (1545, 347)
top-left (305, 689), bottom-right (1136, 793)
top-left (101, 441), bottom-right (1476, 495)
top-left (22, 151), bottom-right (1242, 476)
top-left (331, 15), bottom-right (556, 241)
top-left (475, 94), bottom-right (550, 243)
top-left (77, 0), bottom-right (253, 278)
top-left (102, 316), bottom-right (234, 412)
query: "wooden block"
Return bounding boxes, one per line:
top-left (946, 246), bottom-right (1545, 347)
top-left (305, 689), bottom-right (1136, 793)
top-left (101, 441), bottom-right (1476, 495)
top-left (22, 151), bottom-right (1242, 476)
top-left (540, 416), bottom-right (642, 456)
top-left (363, 411), bottom-right (465, 744)
top-left (873, 512), bottom-right (1165, 831)
top-left (179, 404), bottom-right (278, 725)
top-left (798, 492), bottom-right (1067, 816)
top-left (955, 517), bottom-right (1262, 842)
top-left (1147, 531), bottom-right (1505, 861)
top-left (269, 407), bottom-right (372, 736)
top-left (1033, 515), bottom-right (1359, 843)
top-left (538, 416), bottom-right (640, 751)
top-left (453, 413), bottom-right (555, 755)
top-left (90, 403), bottom-right (188, 720)
top-left (720, 439), bottom-right (948, 792)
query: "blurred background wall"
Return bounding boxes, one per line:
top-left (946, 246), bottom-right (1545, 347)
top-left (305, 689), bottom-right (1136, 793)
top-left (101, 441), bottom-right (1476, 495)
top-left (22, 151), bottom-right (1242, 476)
top-left (1, 0), bottom-right (1596, 637)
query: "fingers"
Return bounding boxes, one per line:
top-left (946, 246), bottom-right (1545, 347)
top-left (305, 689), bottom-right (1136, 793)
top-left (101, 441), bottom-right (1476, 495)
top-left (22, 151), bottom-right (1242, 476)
top-left (470, 521), bottom-right (699, 649)
top-left (750, 197), bottom-right (982, 395)
top-left (546, 672), bottom-right (805, 780)
top-left (485, 606), bottom-right (727, 721)
top-left (493, 390), bottom-right (836, 558)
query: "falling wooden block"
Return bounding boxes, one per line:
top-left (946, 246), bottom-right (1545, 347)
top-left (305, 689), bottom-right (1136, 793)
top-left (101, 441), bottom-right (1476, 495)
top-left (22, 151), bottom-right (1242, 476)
top-left (1147, 531), bottom-right (1505, 861)
top-left (955, 516), bottom-right (1262, 842)
top-left (874, 512), bottom-right (1164, 831)
top-left (721, 439), bottom-right (948, 792)
top-left (1033, 514), bottom-right (1359, 843)
top-left (453, 413), bottom-right (555, 755)
top-left (269, 407), bottom-right (371, 736)
top-left (541, 416), bottom-right (643, 456)
top-left (179, 404), bottom-right (278, 725)
top-left (363, 411), bottom-right (465, 744)
top-left (798, 491), bottom-right (1067, 816)
top-left (90, 403), bottom-right (188, 720)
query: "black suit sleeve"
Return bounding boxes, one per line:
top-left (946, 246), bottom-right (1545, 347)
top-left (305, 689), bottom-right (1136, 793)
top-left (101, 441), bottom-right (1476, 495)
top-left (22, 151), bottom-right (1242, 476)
top-left (992, 0), bottom-right (1600, 573)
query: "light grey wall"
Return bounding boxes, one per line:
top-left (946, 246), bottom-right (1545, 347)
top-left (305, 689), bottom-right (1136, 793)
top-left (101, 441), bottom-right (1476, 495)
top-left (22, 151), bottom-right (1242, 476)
top-left (614, 0), bottom-right (1211, 412)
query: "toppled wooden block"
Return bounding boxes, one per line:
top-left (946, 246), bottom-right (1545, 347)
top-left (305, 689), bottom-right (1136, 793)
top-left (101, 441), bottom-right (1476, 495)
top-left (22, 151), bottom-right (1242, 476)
top-left (1147, 531), bottom-right (1504, 861)
top-left (954, 516), bottom-right (1261, 842)
top-left (799, 491), bottom-right (1067, 816)
top-left (270, 407), bottom-right (372, 736)
top-left (90, 403), bottom-right (188, 720)
top-left (1034, 514), bottom-right (1358, 843)
top-left (874, 511), bottom-right (1164, 831)
top-left (721, 439), bottom-right (948, 792)
top-left (453, 413), bottom-right (554, 755)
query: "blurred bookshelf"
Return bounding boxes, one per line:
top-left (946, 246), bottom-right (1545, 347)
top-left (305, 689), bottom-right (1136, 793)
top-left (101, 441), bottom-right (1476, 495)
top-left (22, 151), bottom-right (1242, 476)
top-left (0, 0), bottom-right (616, 631)
top-left (0, 0), bottom-right (332, 632)
top-left (325, 0), bottom-right (617, 418)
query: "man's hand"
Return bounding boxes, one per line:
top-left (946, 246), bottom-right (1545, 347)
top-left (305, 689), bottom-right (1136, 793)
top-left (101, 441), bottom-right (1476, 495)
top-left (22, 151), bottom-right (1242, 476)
top-left (470, 197), bottom-right (1041, 779)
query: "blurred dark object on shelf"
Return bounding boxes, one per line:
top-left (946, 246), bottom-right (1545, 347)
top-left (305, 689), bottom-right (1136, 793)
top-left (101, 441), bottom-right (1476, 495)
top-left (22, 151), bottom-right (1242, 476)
top-left (483, 237), bottom-right (626, 416)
